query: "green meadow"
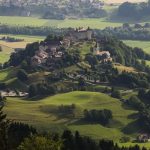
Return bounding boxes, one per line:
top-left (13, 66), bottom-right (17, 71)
top-left (0, 16), bottom-right (49, 27)
top-left (0, 34), bottom-right (45, 42)
top-left (4, 91), bottom-right (138, 141)
top-left (0, 16), bottom-right (122, 29)
top-left (0, 45), bottom-right (14, 63)
top-left (123, 40), bottom-right (150, 54)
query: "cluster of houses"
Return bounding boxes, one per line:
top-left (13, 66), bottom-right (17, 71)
top-left (31, 27), bottom-right (112, 67)
top-left (0, 90), bottom-right (28, 97)
top-left (137, 134), bottom-right (150, 143)
top-left (31, 39), bottom-right (63, 67)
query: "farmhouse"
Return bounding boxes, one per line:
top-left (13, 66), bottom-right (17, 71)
top-left (46, 40), bottom-right (61, 52)
top-left (93, 42), bottom-right (112, 62)
top-left (31, 39), bottom-right (64, 67)
top-left (0, 90), bottom-right (28, 97)
top-left (137, 134), bottom-right (150, 142)
top-left (31, 49), bottom-right (49, 66)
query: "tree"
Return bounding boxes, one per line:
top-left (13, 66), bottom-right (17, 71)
top-left (17, 69), bottom-right (28, 82)
top-left (123, 23), bottom-right (130, 29)
top-left (128, 96), bottom-right (145, 111)
top-left (0, 106), bottom-right (10, 150)
top-left (111, 89), bottom-right (122, 99)
top-left (0, 46), bottom-right (2, 52)
top-left (28, 84), bottom-right (37, 98)
top-left (18, 135), bottom-right (62, 150)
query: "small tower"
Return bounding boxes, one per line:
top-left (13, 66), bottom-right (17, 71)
top-left (93, 42), bottom-right (100, 55)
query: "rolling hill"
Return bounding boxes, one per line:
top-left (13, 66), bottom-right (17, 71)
top-left (4, 91), bottom-right (138, 141)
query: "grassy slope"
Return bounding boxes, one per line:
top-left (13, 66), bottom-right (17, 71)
top-left (123, 40), bottom-right (150, 66)
top-left (0, 45), bottom-right (14, 63)
top-left (0, 67), bottom-right (19, 82)
top-left (123, 40), bottom-right (150, 54)
top-left (4, 91), bottom-right (137, 141)
top-left (0, 34), bottom-right (45, 64)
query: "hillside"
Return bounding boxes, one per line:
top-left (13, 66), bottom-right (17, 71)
top-left (0, 44), bottom-right (14, 63)
top-left (4, 91), bottom-right (138, 141)
top-left (1, 29), bottom-right (150, 149)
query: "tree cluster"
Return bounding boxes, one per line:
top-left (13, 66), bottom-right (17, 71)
top-left (83, 109), bottom-right (113, 125)
top-left (118, 1), bottom-right (150, 20)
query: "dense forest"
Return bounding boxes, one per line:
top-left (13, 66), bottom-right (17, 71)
top-left (117, 0), bottom-right (150, 20)
top-left (0, 0), bottom-right (107, 19)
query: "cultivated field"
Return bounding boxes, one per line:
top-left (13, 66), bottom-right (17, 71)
top-left (0, 16), bottom-right (122, 29)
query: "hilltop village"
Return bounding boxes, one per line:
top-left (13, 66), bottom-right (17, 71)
top-left (31, 28), bottom-right (112, 68)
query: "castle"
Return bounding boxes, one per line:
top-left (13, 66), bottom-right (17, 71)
top-left (69, 27), bottom-right (93, 41)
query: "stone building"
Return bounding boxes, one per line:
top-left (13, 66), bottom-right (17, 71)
top-left (69, 27), bottom-right (93, 41)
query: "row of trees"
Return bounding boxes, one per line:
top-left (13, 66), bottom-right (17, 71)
top-left (99, 26), bottom-right (150, 41)
top-left (112, 72), bottom-right (150, 89)
top-left (28, 83), bottom-right (56, 98)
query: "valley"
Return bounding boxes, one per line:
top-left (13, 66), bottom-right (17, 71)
top-left (0, 0), bottom-right (150, 150)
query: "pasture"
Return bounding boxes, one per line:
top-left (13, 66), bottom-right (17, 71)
top-left (0, 45), bottom-right (14, 63)
top-left (114, 63), bottom-right (137, 73)
top-left (4, 91), bottom-right (138, 141)
top-left (0, 16), bottom-right (122, 29)
top-left (0, 16), bottom-right (49, 27)
top-left (0, 34), bottom-right (45, 42)
top-left (0, 34), bottom-right (45, 63)
top-left (123, 40), bottom-right (150, 54)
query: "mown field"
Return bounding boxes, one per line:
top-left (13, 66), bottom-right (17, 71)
top-left (0, 16), bottom-right (122, 29)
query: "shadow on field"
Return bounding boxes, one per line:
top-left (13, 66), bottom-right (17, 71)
top-left (121, 103), bottom-right (136, 111)
top-left (122, 120), bottom-right (140, 135)
top-left (127, 113), bottom-right (139, 119)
